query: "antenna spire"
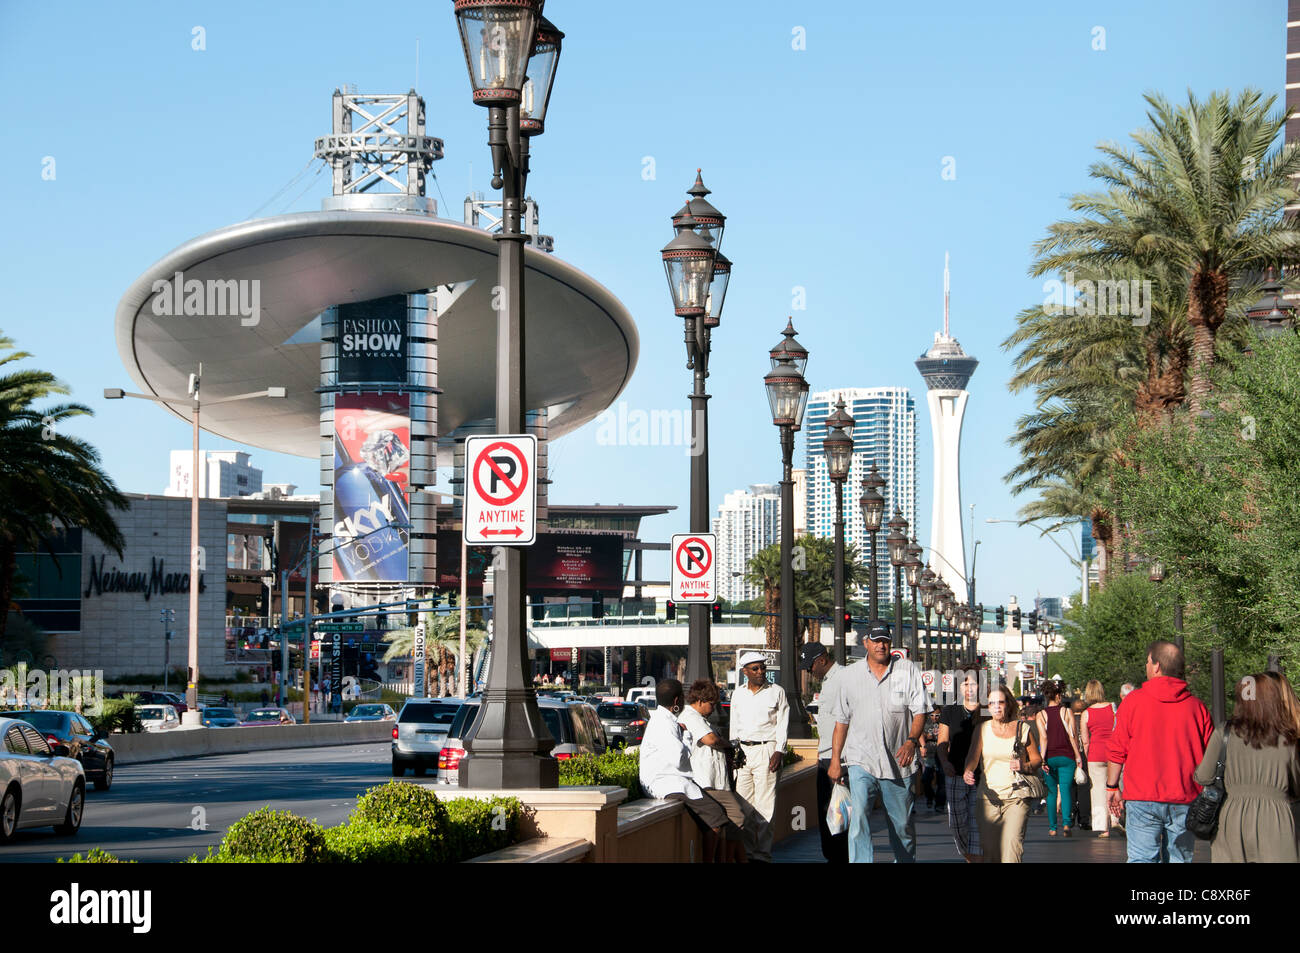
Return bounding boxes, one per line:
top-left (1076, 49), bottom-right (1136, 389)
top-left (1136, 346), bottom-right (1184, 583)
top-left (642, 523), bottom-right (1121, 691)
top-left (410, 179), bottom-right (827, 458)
top-left (943, 251), bottom-right (950, 338)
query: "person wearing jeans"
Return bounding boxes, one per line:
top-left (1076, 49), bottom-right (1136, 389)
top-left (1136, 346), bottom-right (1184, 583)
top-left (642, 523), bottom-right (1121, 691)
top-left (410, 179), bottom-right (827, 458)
top-left (1124, 801), bottom-right (1194, 863)
top-left (1037, 681), bottom-right (1082, 836)
top-left (828, 624), bottom-right (930, 864)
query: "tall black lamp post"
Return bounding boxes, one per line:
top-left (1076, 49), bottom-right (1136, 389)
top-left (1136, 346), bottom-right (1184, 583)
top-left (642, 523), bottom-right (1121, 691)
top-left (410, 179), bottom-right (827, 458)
top-left (662, 173), bottom-right (727, 683)
top-left (885, 509), bottom-right (909, 645)
top-left (765, 329), bottom-right (812, 738)
top-left (453, 0), bottom-right (561, 788)
top-left (858, 463), bottom-right (886, 624)
top-left (919, 565), bottom-right (937, 667)
top-left (903, 536), bottom-right (922, 664)
top-left (822, 397), bottom-right (855, 665)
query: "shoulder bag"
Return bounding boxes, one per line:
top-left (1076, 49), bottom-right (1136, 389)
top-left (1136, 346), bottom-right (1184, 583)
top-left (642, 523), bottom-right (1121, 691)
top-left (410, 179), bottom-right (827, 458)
top-left (1069, 708), bottom-right (1087, 785)
top-left (1011, 722), bottom-right (1047, 801)
top-left (1186, 730), bottom-right (1228, 840)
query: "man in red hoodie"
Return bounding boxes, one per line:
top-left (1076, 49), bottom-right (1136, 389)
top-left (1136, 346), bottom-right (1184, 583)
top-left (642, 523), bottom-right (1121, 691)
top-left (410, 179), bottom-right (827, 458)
top-left (1106, 640), bottom-right (1213, 862)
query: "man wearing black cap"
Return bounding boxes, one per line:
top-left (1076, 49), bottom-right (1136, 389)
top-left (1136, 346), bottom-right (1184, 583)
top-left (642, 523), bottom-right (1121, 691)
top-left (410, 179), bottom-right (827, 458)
top-left (802, 641), bottom-right (849, 863)
top-left (827, 623), bottom-right (930, 863)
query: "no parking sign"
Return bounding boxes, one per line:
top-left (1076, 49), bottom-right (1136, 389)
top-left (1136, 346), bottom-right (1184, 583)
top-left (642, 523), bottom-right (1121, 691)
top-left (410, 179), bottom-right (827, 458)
top-left (671, 534), bottom-right (716, 602)
top-left (465, 434), bottom-right (537, 545)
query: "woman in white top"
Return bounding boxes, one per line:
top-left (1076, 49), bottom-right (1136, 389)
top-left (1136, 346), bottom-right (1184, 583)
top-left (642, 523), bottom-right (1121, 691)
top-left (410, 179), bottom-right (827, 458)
top-left (964, 685), bottom-right (1043, 863)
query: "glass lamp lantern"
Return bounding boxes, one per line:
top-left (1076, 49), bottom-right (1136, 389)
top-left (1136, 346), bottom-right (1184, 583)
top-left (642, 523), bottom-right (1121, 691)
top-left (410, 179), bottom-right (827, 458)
top-left (886, 510), bottom-right (909, 566)
top-left (858, 463), bottom-right (886, 532)
top-left (661, 214), bottom-right (717, 318)
top-left (904, 538), bottom-right (923, 588)
top-left (769, 318), bottom-right (809, 375)
top-left (519, 16), bottom-right (563, 135)
top-left (704, 252), bottom-right (731, 328)
top-left (454, 0), bottom-right (542, 107)
top-left (764, 356), bottom-right (810, 429)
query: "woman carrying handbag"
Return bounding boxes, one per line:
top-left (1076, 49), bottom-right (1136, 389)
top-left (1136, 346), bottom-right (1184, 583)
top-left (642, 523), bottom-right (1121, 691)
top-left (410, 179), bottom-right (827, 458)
top-left (1037, 680), bottom-right (1083, 837)
top-left (964, 685), bottom-right (1043, 863)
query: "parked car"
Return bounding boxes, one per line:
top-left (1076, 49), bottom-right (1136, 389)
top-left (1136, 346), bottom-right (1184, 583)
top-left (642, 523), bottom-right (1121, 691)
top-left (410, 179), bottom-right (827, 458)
top-left (392, 698), bottom-right (463, 777)
top-left (596, 701), bottom-right (650, 748)
top-left (5, 710), bottom-right (114, 791)
top-left (0, 717), bottom-right (85, 842)
top-left (241, 708), bottom-right (295, 726)
top-left (624, 687), bottom-right (655, 704)
top-left (436, 697), bottom-right (607, 786)
top-left (107, 690), bottom-right (188, 715)
top-left (345, 704), bottom-right (397, 723)
top-left (199, 706), bottom-right (240, 728)
top-left (137, 705), bottom-right (181, 732)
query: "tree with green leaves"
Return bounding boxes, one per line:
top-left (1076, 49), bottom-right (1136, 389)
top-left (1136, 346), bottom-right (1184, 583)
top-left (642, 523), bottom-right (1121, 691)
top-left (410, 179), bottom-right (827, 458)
top-left (382, 611), bottom-right (487, 696)
top-left (0, 334), bottom-right (127, 640)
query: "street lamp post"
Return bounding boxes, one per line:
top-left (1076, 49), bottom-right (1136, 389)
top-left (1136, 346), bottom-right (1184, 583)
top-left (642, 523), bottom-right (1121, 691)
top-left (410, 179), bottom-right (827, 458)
top-left (885, 509), bottom-right (909, 647)
top-left (858, 463), bottom-right (886, 624)
top-left (822, 397), bottom-right (855, 665)
top-left (903, 536), bottom-right (922, 666)
top-left (453, 0), bottom-right (561, 788)
top-left (765, 327), bottom-right (812, 739)
top-left (919, 565), bottom-right (936, 668)
top-left (105, 375), bottom-right (285, 723)
top-left (663, 172), bottom-right (726, 683)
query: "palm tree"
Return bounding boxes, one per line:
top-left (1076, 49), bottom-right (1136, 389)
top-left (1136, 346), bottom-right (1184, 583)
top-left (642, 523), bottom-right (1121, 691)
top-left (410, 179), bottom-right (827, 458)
top-left (743, 546), bottom-right (781, 649)
top-left (382, 611), bottom-right (486, 696)
top-left (1031, 90), bottom-right (1300, 416)
top-left (0, 335), bottom-right (128, 638)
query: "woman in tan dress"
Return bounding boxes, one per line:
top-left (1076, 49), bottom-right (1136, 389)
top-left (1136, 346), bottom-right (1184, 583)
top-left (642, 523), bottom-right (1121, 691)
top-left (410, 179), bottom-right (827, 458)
top-left (964, 685), bottom-right (1042, 863)
top-left (1193, 671), bottom-right (1300, 863)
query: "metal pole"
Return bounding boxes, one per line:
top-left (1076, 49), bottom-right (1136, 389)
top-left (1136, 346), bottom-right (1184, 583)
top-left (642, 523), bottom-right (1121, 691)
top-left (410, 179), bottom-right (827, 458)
top-left (911, 586), bottom-right (919, 670)
top-left (686, 325), bottom-right (711, 683)
top-left (832, 480), bottom-right (846, 665)
top-left (893, 565), bottom-right (903, 647)
top-left (869, 531), bottom-right (879, 622)
top-left (279, 569), bottom-right (289, 707)
top-left (186, 379), bottom-right (201, 720)
top-left (302, 540), bottom-right (312, 724)
top-left (923, 606), bottom-right (932, 669)
top-left (461, 106), bottom-right (555, 788)
top-left (1211, 647), bottom-right (1225, 728)
top-left (459, 531), bottom-right (469, 697)
top-left (779, 425), bottom-right (811, 737)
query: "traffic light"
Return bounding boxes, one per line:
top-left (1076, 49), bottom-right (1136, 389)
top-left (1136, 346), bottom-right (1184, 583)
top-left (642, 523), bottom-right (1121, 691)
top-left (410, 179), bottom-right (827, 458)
top-left (995, 606), bottom-right (1005, 627)
top-left (666, 600), bottom-right (676, 621)
top-left (844, 611), bottom-right (853, 626)
top-left (978, 653), bottom-right (987, 669)
top-left (1011, 607), bottom-right (1022, 629)
top-left (711, 603), bottom-right (722, 623)
top-left (1027, 610), bottom-right (1039, 632)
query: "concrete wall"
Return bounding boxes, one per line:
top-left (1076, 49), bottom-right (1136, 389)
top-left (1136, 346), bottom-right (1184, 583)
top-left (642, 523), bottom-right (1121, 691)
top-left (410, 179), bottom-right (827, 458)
top-left (109, 721), bottom-right (390, 765)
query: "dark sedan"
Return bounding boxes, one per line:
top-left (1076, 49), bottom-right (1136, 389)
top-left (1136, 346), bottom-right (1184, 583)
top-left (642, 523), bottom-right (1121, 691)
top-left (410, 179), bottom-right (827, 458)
top-left (596, 702), bottom-right (649, 748)
top-left (7, 709), bottom-right (114, 791)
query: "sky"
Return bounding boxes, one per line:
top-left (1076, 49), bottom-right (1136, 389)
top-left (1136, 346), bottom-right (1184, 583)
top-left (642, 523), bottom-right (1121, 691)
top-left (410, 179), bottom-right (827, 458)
top-left (0, 0), bottom-right (1286, 610)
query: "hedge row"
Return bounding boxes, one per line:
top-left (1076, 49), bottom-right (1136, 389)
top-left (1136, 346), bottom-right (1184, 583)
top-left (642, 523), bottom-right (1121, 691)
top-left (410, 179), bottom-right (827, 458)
top-left (195, 783), bottom-right (522, 863)
top-left (558, 748), bottom-right (641, 799)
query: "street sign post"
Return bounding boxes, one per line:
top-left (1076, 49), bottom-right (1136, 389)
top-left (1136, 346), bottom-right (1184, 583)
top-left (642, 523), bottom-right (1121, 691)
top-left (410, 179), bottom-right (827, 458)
top-left (412, 622), bottom-right (426, 699)
top-left (464, 434), bottom-right (537, 545)
top-left (671, 533), bottom-right (717, 603)
top-left (315, 622), bottom-right (364, 633)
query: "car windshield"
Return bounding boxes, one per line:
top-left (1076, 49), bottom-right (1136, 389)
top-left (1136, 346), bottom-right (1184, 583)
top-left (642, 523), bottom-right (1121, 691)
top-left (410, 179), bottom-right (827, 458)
top-left (597, 704), bottom-right (637, 719)
top-left (204, 708), bottom-right (235, 719)
top-left (248, 710), bottom-right (280, 720)
top-left (13, 711), bottom-right (67, 731)
top-left (352, 705), bottom-right (384, 717)
top-left (398, 703), bottom-right (459, 725)
top-left (140, 709), bottom-right (162, 720)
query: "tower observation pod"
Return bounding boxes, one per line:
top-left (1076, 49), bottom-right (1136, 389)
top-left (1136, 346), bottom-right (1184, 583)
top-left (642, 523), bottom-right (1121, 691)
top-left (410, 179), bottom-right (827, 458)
top-left (915, 253), bottom-right (977, 597)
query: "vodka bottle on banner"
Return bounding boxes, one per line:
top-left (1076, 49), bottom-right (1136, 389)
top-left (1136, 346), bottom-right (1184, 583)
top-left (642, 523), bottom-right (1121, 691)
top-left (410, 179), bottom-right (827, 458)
top-left (332, 432), bottom-right (410, 582)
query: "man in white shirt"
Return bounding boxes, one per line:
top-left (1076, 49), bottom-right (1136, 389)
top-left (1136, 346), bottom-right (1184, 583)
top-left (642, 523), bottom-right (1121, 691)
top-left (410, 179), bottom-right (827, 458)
top-left (729, 651), bottom-right (789, 824)
top-left (638, 678), bottom-right (734, 854)
top-left (678, 678), bottom-right (773, 862)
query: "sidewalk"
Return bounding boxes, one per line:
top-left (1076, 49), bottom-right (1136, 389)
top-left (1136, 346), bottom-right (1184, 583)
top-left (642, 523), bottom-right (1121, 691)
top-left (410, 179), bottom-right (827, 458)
top-left (774, 800), bottom-right (1210, 863)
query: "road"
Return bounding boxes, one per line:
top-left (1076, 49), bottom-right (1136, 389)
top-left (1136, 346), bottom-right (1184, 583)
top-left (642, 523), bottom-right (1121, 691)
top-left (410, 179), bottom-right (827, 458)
top-left (0, 742), bottom-right (398, 863)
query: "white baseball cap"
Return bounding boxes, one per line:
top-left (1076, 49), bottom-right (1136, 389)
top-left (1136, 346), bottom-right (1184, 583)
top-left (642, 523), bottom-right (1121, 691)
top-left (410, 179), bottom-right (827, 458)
top-left (738, 651), bottom-right (768, 667)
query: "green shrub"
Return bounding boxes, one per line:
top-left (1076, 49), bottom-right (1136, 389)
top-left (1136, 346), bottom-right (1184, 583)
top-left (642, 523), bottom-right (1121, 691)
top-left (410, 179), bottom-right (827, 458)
top-left (351, 781), bottom-right (449, 830)
top-left (89, 698), bottom-right (142, 734)
top-left (219, 807), bottom-right (327, 862)
top-left (558, 748), bottom-right (641, 799)
top-left (443, 796), bottom-right (522, 860)
top-left (324, 820), bottom-right (446, 863)
top-left (59, 848), bottom-right (133, 863)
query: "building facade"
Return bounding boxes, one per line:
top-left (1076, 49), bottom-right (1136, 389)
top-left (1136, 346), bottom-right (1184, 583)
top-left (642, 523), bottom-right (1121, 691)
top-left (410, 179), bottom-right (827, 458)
top-left (803, 388), bottom-right (917, 607)
top-left (712, 485), bottom-right (781, 604)
top-left (166, 450), bottom-right (263, 499)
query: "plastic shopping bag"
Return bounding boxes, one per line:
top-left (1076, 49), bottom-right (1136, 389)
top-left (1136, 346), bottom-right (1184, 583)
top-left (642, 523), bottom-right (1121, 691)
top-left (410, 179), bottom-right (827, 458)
top-left (826, 781), bottom-right (852, 836)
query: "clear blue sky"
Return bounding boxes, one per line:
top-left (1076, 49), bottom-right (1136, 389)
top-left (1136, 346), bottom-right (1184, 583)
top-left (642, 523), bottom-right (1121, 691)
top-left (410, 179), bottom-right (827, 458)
top-left (0, 1), bottom-right (1285, 608)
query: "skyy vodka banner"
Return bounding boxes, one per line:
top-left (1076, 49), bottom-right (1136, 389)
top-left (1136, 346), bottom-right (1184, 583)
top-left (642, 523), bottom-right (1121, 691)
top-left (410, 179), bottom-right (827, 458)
top-left (333, 394), bottom-right (411, 583)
